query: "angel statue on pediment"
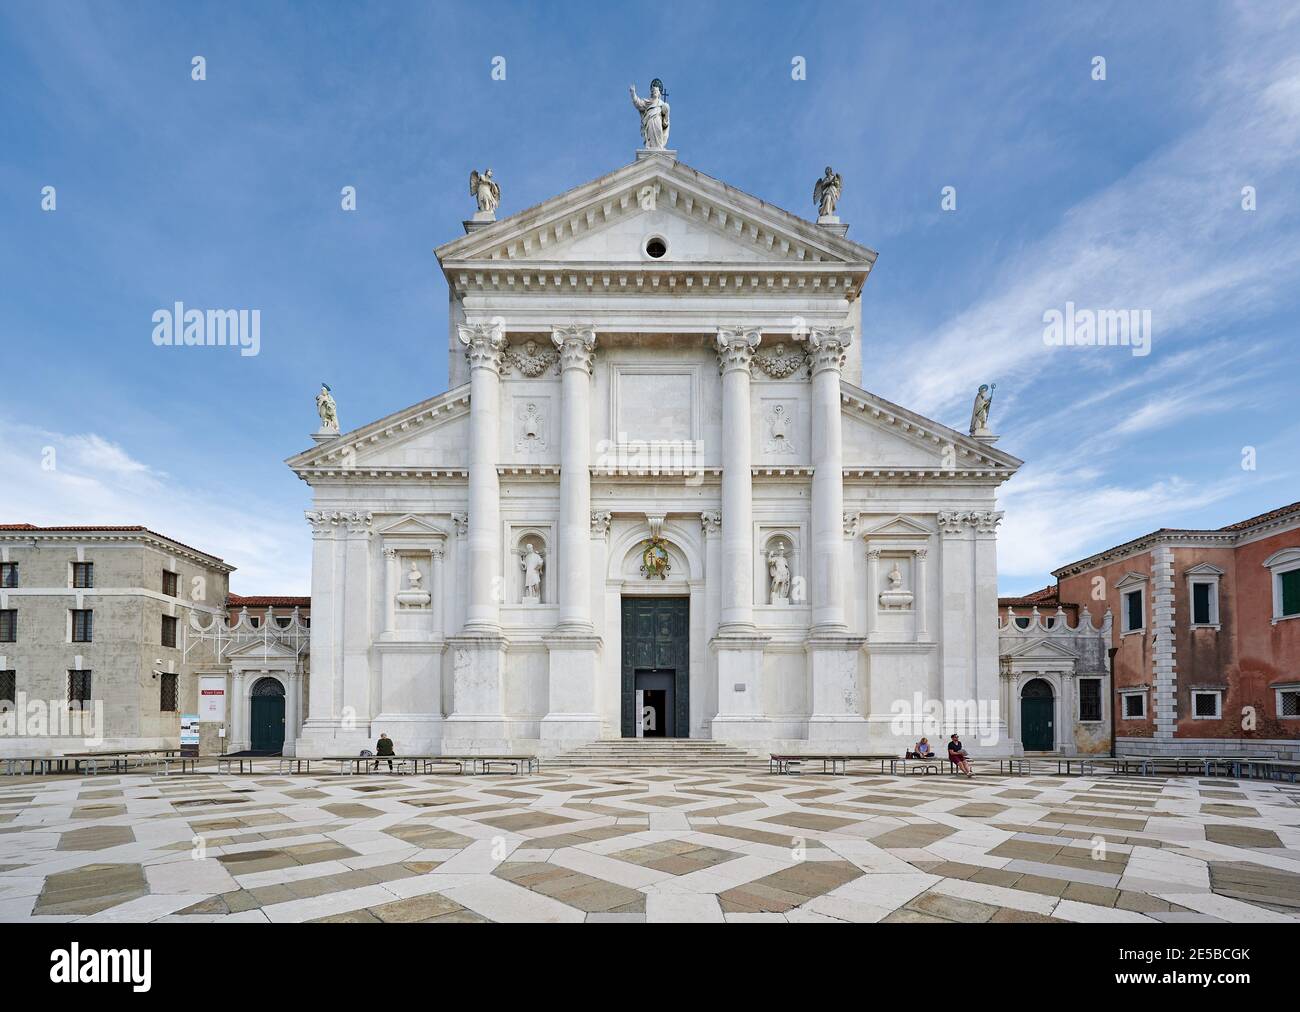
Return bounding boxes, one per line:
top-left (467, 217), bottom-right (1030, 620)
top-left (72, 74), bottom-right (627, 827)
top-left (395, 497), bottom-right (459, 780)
top-left (813, 166), bottom-right (842, 218)
top-left (469, 169), bottom-right (501, 215)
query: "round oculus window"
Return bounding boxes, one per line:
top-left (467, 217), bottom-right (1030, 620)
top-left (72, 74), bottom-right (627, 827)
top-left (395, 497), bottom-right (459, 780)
top-left (644, 236), bottom-right (667, 258)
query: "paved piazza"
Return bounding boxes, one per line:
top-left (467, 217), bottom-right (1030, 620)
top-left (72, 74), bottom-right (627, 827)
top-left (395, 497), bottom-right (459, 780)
top-left (1, 767), bottom-right (1299, 924)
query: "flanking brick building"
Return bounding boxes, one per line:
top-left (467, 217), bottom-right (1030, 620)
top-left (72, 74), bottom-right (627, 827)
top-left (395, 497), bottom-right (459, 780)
top-left (1031, 501), bottom-right (1300, 760)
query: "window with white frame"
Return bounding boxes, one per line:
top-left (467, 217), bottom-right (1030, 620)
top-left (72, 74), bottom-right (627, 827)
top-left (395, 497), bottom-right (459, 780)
top-left (1263, 548), bottom-right (1300, 623)
top-left (1122, 588), bottom-right (1144, 633)
top-left (1184, 563), bottom-right (1223, 627)
top-left (1121, 691), bottom-right (1146, 719)
top-left (1191, 689), bottom-right (1222, 719)
top-left (1276, 685), bottom-right (1300, 720)
top-left (1078, 677), bottom-right (1103, 723)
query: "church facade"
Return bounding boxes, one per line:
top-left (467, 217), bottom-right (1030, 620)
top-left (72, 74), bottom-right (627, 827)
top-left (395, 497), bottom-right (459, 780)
top-left (286, 143), bottom-right (1023, 758)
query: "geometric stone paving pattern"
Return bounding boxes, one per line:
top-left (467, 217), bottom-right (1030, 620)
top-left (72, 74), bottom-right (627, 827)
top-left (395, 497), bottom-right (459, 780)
top-left (1, 767), bottom-right (1298, 923)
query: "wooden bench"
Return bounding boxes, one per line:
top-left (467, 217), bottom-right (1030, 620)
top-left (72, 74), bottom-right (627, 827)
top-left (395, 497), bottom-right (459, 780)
top-left (473, 755), bottom-right (541, 775)
top-left (892, 756), bottom-right (941, 776)
top-left (769, 754), bottom-right (893, 775)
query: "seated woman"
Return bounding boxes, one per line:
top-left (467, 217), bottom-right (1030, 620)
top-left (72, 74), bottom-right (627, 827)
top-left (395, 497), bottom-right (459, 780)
top-left (915, 738), bottom-right (933, 758)
top-left (947, 734), bottom-right (973, 777)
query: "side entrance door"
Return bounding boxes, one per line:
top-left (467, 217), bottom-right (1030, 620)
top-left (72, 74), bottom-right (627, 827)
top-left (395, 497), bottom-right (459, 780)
top-left (249, 678), bottom-right (286, 753)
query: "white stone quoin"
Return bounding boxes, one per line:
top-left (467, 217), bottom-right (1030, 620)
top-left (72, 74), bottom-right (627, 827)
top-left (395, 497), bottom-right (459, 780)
top-left (286, 133), bottom-right (1021, 757)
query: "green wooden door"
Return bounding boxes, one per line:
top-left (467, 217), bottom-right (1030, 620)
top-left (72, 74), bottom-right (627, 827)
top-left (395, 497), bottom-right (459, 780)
top-left (249, 679), bottom-right (286, 752)
top-left (622, 597), bottom-right (689, 738)
top-left (1020, 679), bottom-right (1054, 752)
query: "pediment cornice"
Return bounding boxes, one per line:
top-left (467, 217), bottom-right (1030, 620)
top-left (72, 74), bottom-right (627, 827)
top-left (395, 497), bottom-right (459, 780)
top-left (435, 157), bottom-right (877, 298)
top-left (285, 384), bottom-right (471, 477)
top-left (840, 381), bottom-right (1023, 478)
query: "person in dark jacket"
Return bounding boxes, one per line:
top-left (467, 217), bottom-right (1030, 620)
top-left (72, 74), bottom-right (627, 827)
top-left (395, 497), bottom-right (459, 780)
top-left (373, 733), bottom-right (396, 772)
top-left (948, 734), bottom-right (973, 777)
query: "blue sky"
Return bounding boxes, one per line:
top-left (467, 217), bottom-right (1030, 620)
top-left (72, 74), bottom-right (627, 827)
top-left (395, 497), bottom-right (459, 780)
top-left (1, 0), bottom-right (1297, 595)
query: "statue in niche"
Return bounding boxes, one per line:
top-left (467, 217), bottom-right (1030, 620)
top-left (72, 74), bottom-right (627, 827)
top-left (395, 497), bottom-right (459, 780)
top-left (395, 557), bottom-right (430, 609)
top-left (768, 542), bottom-right (791, 604)
top-left (878, 558), bottom-right (914, 610)
top-left (520, 541), bottom-right (544, 601)
top-left (315, 383), bottom-right (339, 433)
top-left (629, 78), bottom-right (670, 149)
top-left (969, 383), bottom-right (995, 435)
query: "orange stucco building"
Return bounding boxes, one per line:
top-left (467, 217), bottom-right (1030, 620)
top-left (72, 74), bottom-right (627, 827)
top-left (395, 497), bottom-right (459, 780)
top-left (1044, 501), bottom-right (1300, 760)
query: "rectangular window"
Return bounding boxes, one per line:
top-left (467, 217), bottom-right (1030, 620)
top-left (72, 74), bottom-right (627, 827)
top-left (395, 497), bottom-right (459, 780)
top-left (71, 609), bottom-right (93, 642)
top-left (0, 563), bottom-right (16, 588)
top-left (1283, 570), bottom-right (1300, 618)
top-left (72, 562), bottom-right (93, 588)
top-left (1281, 689), bottom-right (1300, 718)
top-left (159, 672), bottom-right (178, 712)
top-left (163, 570), bottom-right (178, 597)
top-left (1122, 692), bottom-right (1146, 719)
top-left (68, 669), bottom-right (92, 706)
top-left (1192, 690), bottom-right (1222, 719)
top-left (1123, 589), bottom-right (1144, 632)
top-left (1192, 582), bottom-right (1212, 625)
top-left (0, 670), bottom-right (15, 706)
top-left (0, 610), bottom-right (15, 643)
top-left (161, 614), bottom-right (177, 648)
top-left (1078, 678), bottom-right (1102, 722)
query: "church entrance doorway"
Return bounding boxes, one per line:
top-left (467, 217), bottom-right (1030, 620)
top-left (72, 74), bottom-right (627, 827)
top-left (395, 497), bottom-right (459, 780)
top-left (621, 597), bottom-right (689, 738)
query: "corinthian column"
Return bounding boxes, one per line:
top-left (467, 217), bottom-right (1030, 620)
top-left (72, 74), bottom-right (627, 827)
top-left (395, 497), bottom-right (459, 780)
top-left (716, 325), bottom-right (761, 634)
top-left (807, 326), bottom-right (852, 634)
top-left (457, 321), bottom-right (506, 634)
top-left (552, 325), bottom-right (596, 632)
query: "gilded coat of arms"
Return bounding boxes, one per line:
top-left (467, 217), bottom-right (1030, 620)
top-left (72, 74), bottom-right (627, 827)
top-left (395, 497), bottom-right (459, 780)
top-left (639, 538), bottom-right (671, 580)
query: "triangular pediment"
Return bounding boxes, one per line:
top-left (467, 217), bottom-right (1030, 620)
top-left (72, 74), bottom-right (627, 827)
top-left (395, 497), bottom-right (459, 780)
top-left (437, 154), bottom-right (878, 270)
top-left (861, 514), bottom-right (933, 537)
top-left (840, 381), bottom-right (1022, 478)
top-left (376, 514), bottom-right (449, 539)
top-left (1001, 636), bottom-right (1080, 661)
top-left (286, 384), bottom-right (471, 479)
top-left (226, 635), bottom-right (300, 660)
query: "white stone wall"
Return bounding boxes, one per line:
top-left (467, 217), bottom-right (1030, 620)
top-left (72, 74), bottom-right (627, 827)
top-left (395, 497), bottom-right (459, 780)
top-left (287, 154), bottom-right (1021, 758)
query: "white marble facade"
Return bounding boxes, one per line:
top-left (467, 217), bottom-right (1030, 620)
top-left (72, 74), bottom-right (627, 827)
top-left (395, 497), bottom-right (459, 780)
top-left (287, 149), bottom-right (1023, 757)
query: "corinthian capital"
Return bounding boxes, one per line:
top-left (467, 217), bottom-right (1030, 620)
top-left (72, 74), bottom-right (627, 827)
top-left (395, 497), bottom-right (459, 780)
top-left (805, 325), bottom-right (853, 375)
top-left (551, 324), bottom-right (597, 373)
top-left (715, 325), bottom-right (762, 374)
top-left (458, 320), bottom-right (508, 372)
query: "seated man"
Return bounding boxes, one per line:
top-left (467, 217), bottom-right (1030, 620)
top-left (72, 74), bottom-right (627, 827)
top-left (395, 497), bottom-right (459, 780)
top-left (947, 734), bottom-right (973, 777)
top-left (373, 732), bottom-right (396, 772)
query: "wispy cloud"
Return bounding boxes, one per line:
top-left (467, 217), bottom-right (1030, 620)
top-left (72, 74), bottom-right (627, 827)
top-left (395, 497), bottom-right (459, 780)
top-left (876, 12), bottom-right (1300, 421)
top-left (0, 417), bottom-right (308, 593)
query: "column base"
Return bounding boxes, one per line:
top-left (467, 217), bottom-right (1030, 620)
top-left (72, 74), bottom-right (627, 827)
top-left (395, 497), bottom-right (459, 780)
top-left (294, 719), bottom-right (375, 759)
top-left (540, 631), bottom-right (602, 749)
top-left (442, 633), bottom-right (514, 752)
top-left (806, 633), bottom-right (866, 735)
top-left (711, 632), bottom-right (770, 722)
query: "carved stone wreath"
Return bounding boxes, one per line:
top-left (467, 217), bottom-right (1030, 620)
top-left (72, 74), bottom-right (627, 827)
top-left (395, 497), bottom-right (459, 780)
top-left (752, 342), bottom-right (808, 378)
top-left (504, 340), bottom-right (559, 377)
